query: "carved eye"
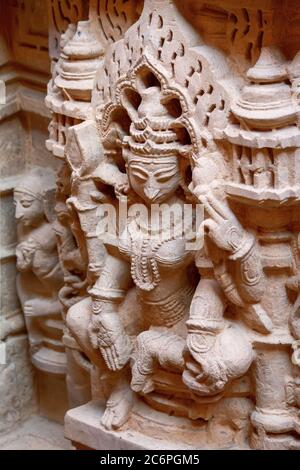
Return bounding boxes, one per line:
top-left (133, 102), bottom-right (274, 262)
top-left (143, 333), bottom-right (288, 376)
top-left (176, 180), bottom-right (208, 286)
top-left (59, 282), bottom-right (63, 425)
top-left (21, 200), bottom-right (33, 208)
top-left (131, 171), bottom-right (148, 182)
top-left (130, 167), bottom-right (148, 182)
top-left (154, 167), bottom-right (178, 182)
top-left (155, 174), bottom-right (173, 183)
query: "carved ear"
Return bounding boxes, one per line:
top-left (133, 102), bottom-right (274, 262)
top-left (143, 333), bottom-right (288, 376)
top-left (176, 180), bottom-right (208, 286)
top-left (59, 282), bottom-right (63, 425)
top-left (42, 187), bottom-right (56, 223)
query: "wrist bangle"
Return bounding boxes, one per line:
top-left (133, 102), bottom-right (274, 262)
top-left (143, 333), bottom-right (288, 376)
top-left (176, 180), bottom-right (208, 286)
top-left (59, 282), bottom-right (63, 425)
top-left (229, 233), bottom-right (255, 261)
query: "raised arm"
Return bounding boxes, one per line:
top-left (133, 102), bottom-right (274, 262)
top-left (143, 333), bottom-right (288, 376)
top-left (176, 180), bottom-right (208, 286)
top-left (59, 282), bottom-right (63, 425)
top-left (199, 193), bottom-right (265, 304)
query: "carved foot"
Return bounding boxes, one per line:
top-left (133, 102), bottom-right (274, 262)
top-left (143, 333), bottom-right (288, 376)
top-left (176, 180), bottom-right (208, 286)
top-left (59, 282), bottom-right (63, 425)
top-left (250, 408), bottom-right (300, 449)
top-left (101, 381), bottom-right (134, 430)
top-left (251, 408), bottom-right (300, 434)
top-left (131, 329), bottom-right (185, 395)
top-left (131, 367), bottom-right (155, 395)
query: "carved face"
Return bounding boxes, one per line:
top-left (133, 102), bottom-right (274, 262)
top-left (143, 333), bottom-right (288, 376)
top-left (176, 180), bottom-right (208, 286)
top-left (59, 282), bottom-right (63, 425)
top-left (127, 157), bottom-right (181, 204)
top-left (14, 191), bottom-right (44, 227)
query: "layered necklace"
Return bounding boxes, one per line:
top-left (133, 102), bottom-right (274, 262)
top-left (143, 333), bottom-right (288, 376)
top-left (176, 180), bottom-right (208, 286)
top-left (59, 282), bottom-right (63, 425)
top-left (128, 204), bottom-right (186, 291)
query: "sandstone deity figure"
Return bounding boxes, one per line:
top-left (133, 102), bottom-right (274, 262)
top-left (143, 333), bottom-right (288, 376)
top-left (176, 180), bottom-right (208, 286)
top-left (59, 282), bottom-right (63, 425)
top-left (42, 0), bottom-right (300, 451)
top-left (14, 167), bottom-right (66, 374)
top-left (66, 78), bottom-right (198, 429)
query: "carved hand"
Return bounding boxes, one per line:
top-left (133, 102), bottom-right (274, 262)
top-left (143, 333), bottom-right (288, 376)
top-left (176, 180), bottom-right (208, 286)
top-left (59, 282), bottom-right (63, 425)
top-left (89, 309), bottom-right (132, 372)
top-left (183, 348), bottom-right (227, 395)
top-left (24, 298), bottom-right (61, 317)
top-left (24, 300), bottom-right (40, 317)
top-left (114, 176), bottom-right (130, 199)
top-left (16, 239), bottom-right (36, 271)
top-left (100, 333), bottom-right (132, 372)
top-left (199, 194), bottom-right (245, 253)
top-left (292, 340), bottom-right (300, 367)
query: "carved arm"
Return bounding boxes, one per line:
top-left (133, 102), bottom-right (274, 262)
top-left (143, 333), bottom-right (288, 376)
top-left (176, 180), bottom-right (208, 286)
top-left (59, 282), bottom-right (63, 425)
top-left (198, 193), bottom-right (272, 333)
top-left (88, 252), bottom-right (133, 372)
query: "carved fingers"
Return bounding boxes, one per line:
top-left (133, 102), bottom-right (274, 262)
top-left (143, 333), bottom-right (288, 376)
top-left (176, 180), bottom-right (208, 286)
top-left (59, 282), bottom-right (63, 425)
top-left (200, 218), bottom-right (228, 251)
top-left (292, 340), bottom-right (300, 366)
top-left (89, 310), bottom-right (132, 371)
top-left (200, 194), bottom-right (226, 222)
top-left (183, 349), bottom-right (227, 395)
top-left (16, 240), bottom-right (36, 270)
top-left (114, 181), bottom-right (130, 199)
top-left (23, 299), bottom-right (60, 317)
top-left (199, 194), bottom-right (244, 252)
top-left (24, 300), bottom-right (40, 317)
top-left (100, 334), bottom-right (132, 372)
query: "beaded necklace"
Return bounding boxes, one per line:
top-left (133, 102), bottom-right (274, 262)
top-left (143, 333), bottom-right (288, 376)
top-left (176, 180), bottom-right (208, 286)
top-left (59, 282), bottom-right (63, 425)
top-left (128, 209), bottom-right (187, 291)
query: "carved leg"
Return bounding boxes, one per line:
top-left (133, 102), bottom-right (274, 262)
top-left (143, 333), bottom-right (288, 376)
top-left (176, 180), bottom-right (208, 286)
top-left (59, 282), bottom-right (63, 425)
top-left (67, 296), bottom-right (134, 429)
top-left (131, 329), bottom-right (185, 395)
top-left (101, 367), bottom-right (134, 430)
top-left (66, 296), bottom-right (105, 370)
top-left (250, 347), bottom-right (300, 449)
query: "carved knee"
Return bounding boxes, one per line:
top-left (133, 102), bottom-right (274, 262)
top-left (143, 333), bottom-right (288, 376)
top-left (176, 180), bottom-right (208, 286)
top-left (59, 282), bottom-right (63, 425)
top-left (65, 297), bottom-right (105, 369)
top-left (66, 299), bottom-right (89, 339)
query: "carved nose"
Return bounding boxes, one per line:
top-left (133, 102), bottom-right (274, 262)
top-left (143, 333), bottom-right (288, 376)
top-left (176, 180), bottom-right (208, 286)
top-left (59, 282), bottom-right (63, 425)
top-left (143, 186), bottom-right (160, 201)
top-left (15, 205), bottom-right (23, 220)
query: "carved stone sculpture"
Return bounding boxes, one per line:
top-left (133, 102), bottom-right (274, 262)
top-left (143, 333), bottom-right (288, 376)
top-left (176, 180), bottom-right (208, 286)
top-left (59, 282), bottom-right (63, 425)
top-left (43, 0), bottom-right (300, 451)
top-left (14, 167), bottom-right (66, 375)
top-left (53, 162), bottom-right (92, 407)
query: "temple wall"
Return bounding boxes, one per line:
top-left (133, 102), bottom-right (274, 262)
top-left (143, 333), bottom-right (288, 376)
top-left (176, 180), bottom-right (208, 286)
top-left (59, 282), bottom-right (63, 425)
top-left (0, 0), bottom-right (53, 433)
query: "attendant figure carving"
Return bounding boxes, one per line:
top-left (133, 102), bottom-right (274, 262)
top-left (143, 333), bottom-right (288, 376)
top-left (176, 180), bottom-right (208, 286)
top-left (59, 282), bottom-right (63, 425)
top-left (15, 167), bottom-right (66, 374)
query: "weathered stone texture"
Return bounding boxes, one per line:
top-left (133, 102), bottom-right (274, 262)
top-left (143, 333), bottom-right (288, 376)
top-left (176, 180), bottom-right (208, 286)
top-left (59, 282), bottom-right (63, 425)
top-left (0, 335), bottom-right (37, 433)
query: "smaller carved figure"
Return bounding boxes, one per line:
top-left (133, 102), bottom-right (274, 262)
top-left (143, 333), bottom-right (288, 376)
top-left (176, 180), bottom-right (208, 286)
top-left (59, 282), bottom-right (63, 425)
top-left (14, 167), bottom-right (66, 374)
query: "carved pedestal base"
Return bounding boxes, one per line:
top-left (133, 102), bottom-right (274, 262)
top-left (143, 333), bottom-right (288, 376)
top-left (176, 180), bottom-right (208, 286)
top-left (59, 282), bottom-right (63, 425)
top-left (37, 371), bottom-right (69, 424)
top-left (64, 400), bottom-right (250, 450)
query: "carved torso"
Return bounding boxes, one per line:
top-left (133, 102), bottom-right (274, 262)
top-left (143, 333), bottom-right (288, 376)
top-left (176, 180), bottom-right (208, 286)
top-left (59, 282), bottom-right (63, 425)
top-left (117, 201), bottom-right (195, 328)
top-left (17, 223), bottom-right (62, 289)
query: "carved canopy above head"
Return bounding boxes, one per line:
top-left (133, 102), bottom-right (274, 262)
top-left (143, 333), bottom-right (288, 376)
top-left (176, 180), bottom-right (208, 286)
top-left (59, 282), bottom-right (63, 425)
top-left (93, 0), bottom-right (239, 169)
top-left (98, 55), bottom-right (199, 163)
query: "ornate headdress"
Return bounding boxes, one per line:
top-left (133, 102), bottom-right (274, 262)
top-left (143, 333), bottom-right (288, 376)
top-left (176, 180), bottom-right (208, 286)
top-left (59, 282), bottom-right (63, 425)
top-left (99, 57), bottom-right (198, 164)
top-left (123, 85), bottom-right (191, 161)
top-left (15, 167), bottom-right (56, 222)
